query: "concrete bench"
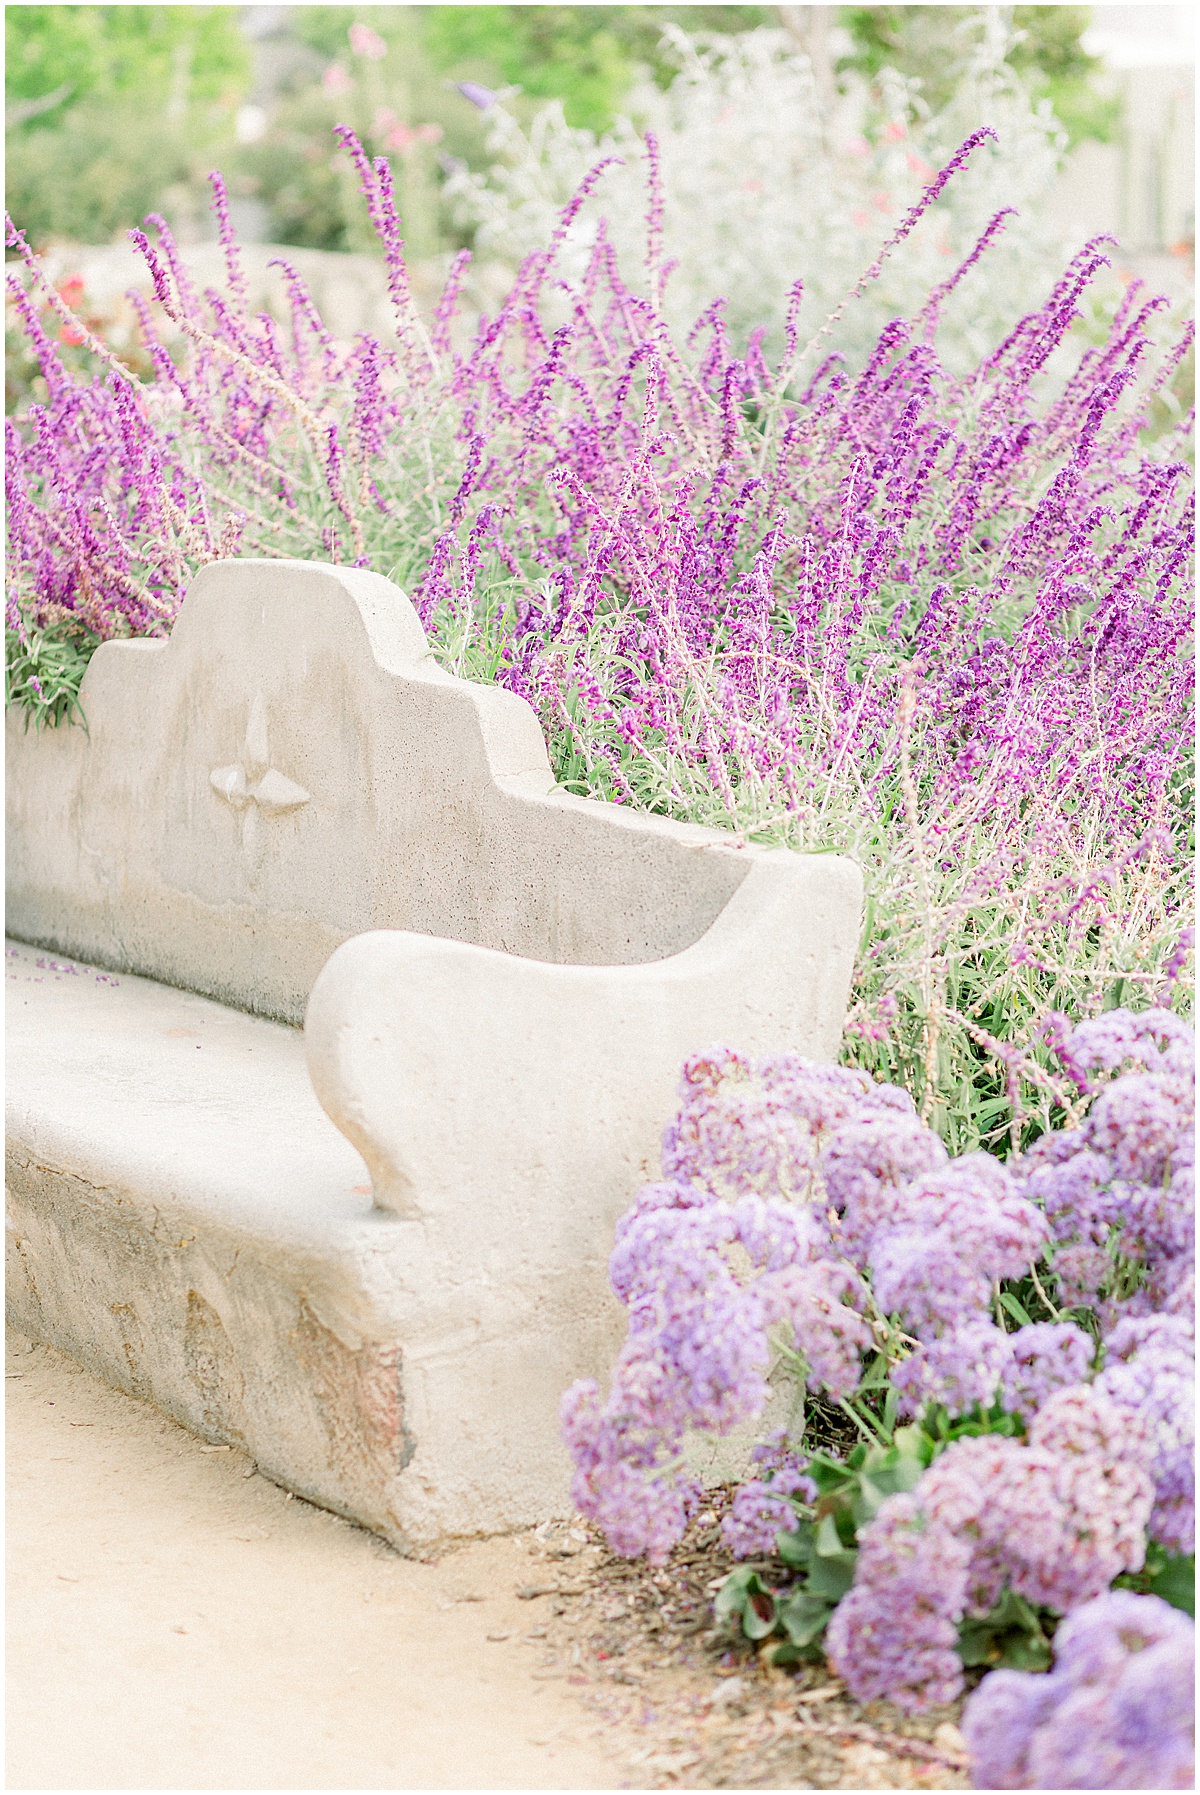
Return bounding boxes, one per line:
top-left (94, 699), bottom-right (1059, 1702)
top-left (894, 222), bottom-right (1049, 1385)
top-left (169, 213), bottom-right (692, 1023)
top-left (6, 559), bottom-right (861, 1550)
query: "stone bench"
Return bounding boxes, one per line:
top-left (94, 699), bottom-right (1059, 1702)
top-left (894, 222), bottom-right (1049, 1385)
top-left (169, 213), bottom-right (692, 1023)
top-left (6, 559), bottom-right (861, 1551)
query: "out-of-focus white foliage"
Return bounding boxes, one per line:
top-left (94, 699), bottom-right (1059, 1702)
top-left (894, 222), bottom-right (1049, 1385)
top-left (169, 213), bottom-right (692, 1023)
top-left (447, 17), bottom-right (1076, 372)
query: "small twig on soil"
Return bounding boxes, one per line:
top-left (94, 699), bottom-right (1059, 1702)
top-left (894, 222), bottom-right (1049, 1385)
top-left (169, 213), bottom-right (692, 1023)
top-left (792, 1716), bottom-right (969, 1770)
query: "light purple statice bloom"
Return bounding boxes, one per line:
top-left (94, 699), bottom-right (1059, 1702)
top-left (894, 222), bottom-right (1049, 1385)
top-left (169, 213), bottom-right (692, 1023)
top-left (960, 1666), bottom-right (1061, 1788)
top-left (1000, 1321), bottom-right (1095, 1422)
top-left (1086, 1069), bottom-right (1193, 1187)
top-left (721, 1440), bottom-right (816, 1558)
top-left (1051, 1583), bottom-right (1191, 1685)
top-left (825, 1492), bottom-right (971, 1712)
top-left (733, 1191), bottom-right (829, 1271)
top-left (824, 1113), bottom-right (949, 1261)
top-left (561, 1053), bottom-right (911, 1559)
top-left (884, 1153), bottom-right (1048, 1281)
top-left (842, 1385), bottom-right (1157, 1710)
top-left (870, 1228), bottom-right (993, 1337)
top-left (757, 1056), bottom-right (912, 1142)
top-left (1117, 1164), bottom-right (1196, 1262)
top-left (1064, 1007), bottom-right (1196, 1087)
top-left (891, 1321), bottom-right (1012, 1418)
top-left (1014, 1035), bottom-right (1193, 1327)
top-left (1095, 1313), bottom-right (1195, 1555)
top-left (759, 1258), bottom-right (875, 1397)
top-left (661, 1048), bottom-right (818, 1203)
top-left (963, 1591), bottom-right (1195, 1790)
top-left (1050, 1239), bottom-right (1112, 1310)
top-left (1018, 1142), bottom-right (1116, 1245)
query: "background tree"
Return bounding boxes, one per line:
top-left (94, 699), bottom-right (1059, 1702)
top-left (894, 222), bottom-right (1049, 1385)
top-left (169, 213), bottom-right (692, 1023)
top-left (5, 6), bottom-right (249, 244)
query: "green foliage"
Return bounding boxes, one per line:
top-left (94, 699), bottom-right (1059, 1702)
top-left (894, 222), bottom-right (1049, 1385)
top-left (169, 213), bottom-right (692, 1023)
top-left (718, 1428), bottom-right (932, 1661)
top-left (1, 4), bottom-right (1123, 257)
top-left (4, 619), bottom-right (100, 731)
top-left (5, 7), bottom-right (247, 247)
top-left (238, 10), bottom-right (484, 259)
top-left (838, 4), bottom-right (1116, 143)
top-left (715, 1419), bottom-right (1066, 1669)
top-left (1116, 1543), bottom-right (1195, 1617)
top-left (714, 1566), bottom-right (780, 1638)
top-left (244, 6), bottom-right (773, 249)
top-left (7, 101), bottom-right (221, 248)
top-left (958, 1587), bottom-right (1054, 1672)
top-left (420, 6), bottom-right (772, 130)
top-left (5, 5), bottom-right (247, 117)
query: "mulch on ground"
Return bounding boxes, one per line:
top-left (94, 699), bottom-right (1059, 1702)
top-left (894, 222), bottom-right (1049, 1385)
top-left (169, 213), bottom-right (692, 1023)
top-left (498, 1500), bottom-right (973, 1790)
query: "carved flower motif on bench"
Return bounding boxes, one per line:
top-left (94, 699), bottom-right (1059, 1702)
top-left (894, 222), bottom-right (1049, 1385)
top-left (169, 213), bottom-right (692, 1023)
top-left (211, 692), bottom-right (309, 883)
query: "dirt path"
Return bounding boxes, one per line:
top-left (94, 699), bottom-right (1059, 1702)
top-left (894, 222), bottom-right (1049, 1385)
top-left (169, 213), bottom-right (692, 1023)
top-left (6, 1327), bottom-right (621, 1792)
top-left (8, 1327), bottom-right (974, 1792)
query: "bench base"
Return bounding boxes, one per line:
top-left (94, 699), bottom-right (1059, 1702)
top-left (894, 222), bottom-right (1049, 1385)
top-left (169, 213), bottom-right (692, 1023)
top-left (4, 939), bottom-right (592, 1553)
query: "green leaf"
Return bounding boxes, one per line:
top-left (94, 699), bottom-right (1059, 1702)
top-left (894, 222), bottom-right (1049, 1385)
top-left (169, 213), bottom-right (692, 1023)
top-left (893, 1424), bottom-right (936, 1467)
top-left (712, 1565), bottom-right (756, 1625)
top-left (814, 1511), bottom-right (847, 1557)
top-left (957, 1619), bottom-right (1002, 1667)
top-left (850, 1472), bottom-right (888, 1527)
top-left (776, 1522), bottom-right (814, 1573)
top-left (1000, 1291), bottom-right (1034, 1327)
top-left (713, 1567), bottom-right (778, 1640)
top-left (5, 620), bottom-right (96, 730)
top-left (806, 1552), bottom-right (858, 1602)
top-left (999, 1630), bottom-right (1054, 1672)
top-left (1148, 1553), bottom-right (1195, 1617)
top-left (957, 1585), bottom-right (1053, 1671)
top-left (856, 1352), bottom-right (891, 1393)
top-left (777, 1586), bottom-right (837, 1649)
top-left (742, 1590), bottom-right (779, 1639)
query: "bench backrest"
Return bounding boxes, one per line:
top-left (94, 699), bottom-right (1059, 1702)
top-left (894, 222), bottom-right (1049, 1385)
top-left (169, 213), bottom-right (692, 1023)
top-left (6, 559), bottom-right (761, 1023)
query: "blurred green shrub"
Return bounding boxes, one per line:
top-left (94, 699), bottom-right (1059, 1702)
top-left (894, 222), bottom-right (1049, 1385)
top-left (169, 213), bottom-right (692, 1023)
top-left (3, 4), bottom-right (1125, 260)
top-left (840, 5), bottom-right (1119, 142)
top-left (5, 6), bottom-right (248, 245)
top-left (237, 9), bottom-right (485, 259)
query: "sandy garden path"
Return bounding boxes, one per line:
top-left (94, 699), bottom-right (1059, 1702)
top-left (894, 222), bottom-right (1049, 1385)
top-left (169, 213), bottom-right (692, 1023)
top-left (8, 1326), bottom-right (973, 1792)
top-left (6, 1326), bottom-right (619, 1792)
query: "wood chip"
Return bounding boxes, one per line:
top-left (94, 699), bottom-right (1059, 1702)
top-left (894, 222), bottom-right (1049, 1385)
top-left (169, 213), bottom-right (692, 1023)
top-left (793, 1717), bottom-right (969, 1770)
top-left (794, 1684), bottom-right (842, 1706)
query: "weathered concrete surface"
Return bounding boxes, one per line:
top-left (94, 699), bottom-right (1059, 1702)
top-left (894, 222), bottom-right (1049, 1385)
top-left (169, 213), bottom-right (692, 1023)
top-left (6, 558), bottom-right (833, 1025)
top-left (6, 557), bottom-right (862, 1547)
top-left (7, 825), bottom-right (853, 1548)
top-left (6, 940), bottom-right (617, 1551)
top-left (307, 851), bottom-right (859, 1229)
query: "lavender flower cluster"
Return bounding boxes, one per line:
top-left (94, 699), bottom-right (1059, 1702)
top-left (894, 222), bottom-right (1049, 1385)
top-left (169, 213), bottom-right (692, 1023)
top-left (826, 1385), bottom-right (1156, 1710)
top-left (1020, 1007), bottom-right (1195, 1325)
top-left (720, 1430), bottom-right (816, 1559)
top-left (962, 1590), bottom-right (1194, 1789)
top-left (563, 1018), bottom-right (1194, 1566)
top-left (820, 1013), bottom-right (1193, 1717)
top-left (6, 125), bottom-right (1191, 1148)
top-left (563, 1050), bottom-right (888, 1562)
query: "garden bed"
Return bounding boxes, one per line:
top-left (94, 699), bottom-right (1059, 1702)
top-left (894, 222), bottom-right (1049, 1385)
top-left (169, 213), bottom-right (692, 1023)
top-left (512, 1507), bottom-right (972, 1790)
top-left (6, 96), bottom-right (1194, 1791)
